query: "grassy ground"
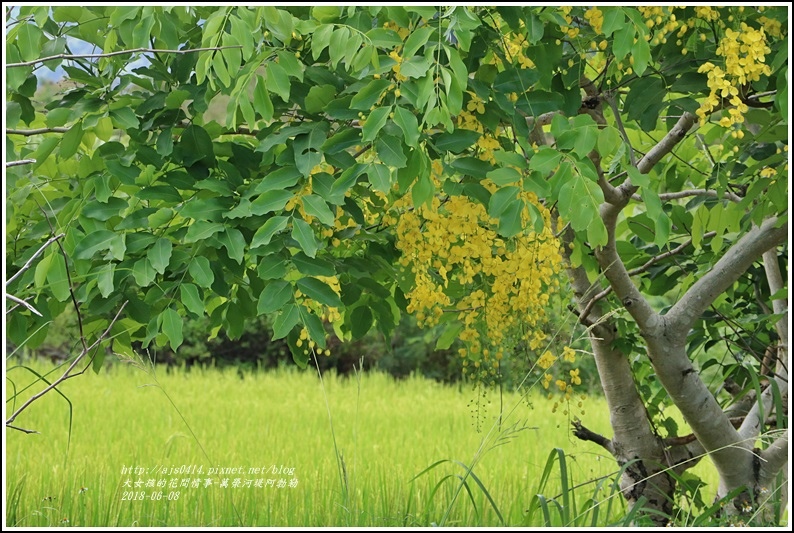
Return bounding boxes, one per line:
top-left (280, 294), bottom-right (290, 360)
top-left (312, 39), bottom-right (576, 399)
top-left (5, 358), bottom-right (718, 526)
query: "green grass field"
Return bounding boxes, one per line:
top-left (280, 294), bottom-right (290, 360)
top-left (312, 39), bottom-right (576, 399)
top-left (5, 358), bottom-right (718, 526)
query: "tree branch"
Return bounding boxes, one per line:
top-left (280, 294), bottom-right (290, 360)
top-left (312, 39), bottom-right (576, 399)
top-left (5, 294), bottom-right (42, 317)
top-left (760, 431), bottom-right (789, 478)
top-left (572, 419), bottom-right (615, 455)
top-left (6, 302), bottom-right (128, 429)
top-left (6, 127), bottom-right (69, 136)
top-left (631, 189), bottom-right (743, 203)
top-left (6, 45), bottom-right (243, 68)
top-left (636, 112), bottom-right (697, 175)
top-left (5, 158), bottom-right (37, 167)
top-left (668, 217), bottom-right (788, 333)
top-left (579, 232), bottom-right (718, 321)
top-left (6, 233), bottom-right (65, 286)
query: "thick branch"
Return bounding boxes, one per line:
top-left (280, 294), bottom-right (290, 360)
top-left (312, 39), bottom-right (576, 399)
top-left (636, 112), bottom-right (697, 175)
top-left (580, 232), bottom-right (718, 321)
top-left (668, 217), bottom-right (788, 333)
top-left (7, 45), bottom-right (243, 68)
top-left (760, 431), bottom-right (789, 478)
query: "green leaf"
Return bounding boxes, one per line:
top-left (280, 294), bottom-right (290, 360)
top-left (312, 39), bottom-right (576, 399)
top-left (258, 257), bottom-right (288, 280)
top-left (258, 280), bottom-right (293, 314)
top-left (297, 277), bottom-right (342, 308)
top-left (147, 238), bottom-right (173, 275)
top-left (627, 166), bottom-right (650, 188)
top-left (367, 163), bottom-right (393, 193)
top-left (73, 230), bottom-right (117, 259)
top-left (597, 126), bottom-right (622, 157)
top-left (403, 25), bottom-right (435, 58)
top-left (110, 108), bottom-right (139, 130)
top-left (393, 106), bottom-right (420, 148)
top-left (632, 38), bottom-right (651, 77)
top-left (361, 106), bottom-right (392, 142)
top-left (488, 186), bottom-right (520, 217)
top-left (251, 216), bottom-right (290, 248)
top-left (180, 283), bottom-right (205, 316)
top-left (376, 135), bottom-right (407, 168)
top-left (291, 218), bottom-right (319, 258)
top-left (350, 78), bottom-right (391, 110)
top-left (189, 256), bottom-right (215, 288)
top-left (436, 321), bottom-right (463, 350)
top-left (292, 252), bottom-right (335, 277)
top-left (350, 306), bottom-right (373, 340)
top-left (60, 120), bottom-right (84, 159)
top-left (185, 221), bottom-right (224, 243)
top-left (132, 258), bottom-right (157, 287)
top-left (161, 308), bottom-right (184, 350)
top-left (16, 23), bottom-right (44, 62)
top-left (251, 189), bottom-right (294, 215)
top-left (83, 197), bottom-right (128, 221)
top-left (252, 167), bottom-right (302, 195)
top-left (312, 23), bottom-right (334, 60)
top-left (601, 7), bottom-right (625, 37)
top-left (302, 195), bottom-right (335, 226)
top-left (529, 147), bottom-right (563, 175)
top-left (433, 129), bottom-right (481, 153)
top-left (411, 173), bottom-right (434, 208)
top-left (305, 84), bottom-right (336, 114)
top-left (179, 125), bottom-right (215, 166)
top-left (612, 24), bottom-right (635, 62)
top-left (272, 303), bottom-right (301, 339)
top-left (555, 162), bottom-right (607, 245)
top-left (266, 61), bottom-right (291, 102)
top-left (47, 252), bottom-right (71, 301)
top-left (217, 228), bottom-right (246, 264)
top-left (253, 75), bottom-right (274, 121)
top-left (298, 305), bottom-right (327, 348)
top-left (97, 263), bottom-right (115, 298)
top-left (487, 167), bottom-right (522, 186)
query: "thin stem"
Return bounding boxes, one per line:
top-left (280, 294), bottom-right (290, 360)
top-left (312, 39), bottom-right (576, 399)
top-left (7, 45), bottom-right (243, 68)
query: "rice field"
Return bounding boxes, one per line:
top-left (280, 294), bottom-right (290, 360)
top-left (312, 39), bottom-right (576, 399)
top-left (5, 358), bottom-right (718, 527)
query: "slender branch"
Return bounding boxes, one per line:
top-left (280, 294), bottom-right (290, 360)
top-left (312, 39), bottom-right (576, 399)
top-left (5, 294), bottom-right (42, 317)
top-left (631, 189), bottom-right (743, 203)
top-left (5, 158), bottom-right (37, 167)
top-left (6, 302), bottom-right (128, 428)
top-left (605, 92), bottom-right (637, 168)
top-left (6, 233), bottom-right (65, 286)
top-left (6, 45), bottom-right (243, 68)
top-left (6, 424), bottom-right (39, 434)
top-left (6, 127), bottom-right (69, 136)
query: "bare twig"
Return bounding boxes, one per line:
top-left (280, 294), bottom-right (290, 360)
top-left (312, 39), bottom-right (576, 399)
top-left (6, 127), bottom-right (69, 136)
top-left (6, 301), bottom-right (128, 428)
top-left (6, 233), bottom-right (65, 286)
top-left (6, 45), bottom-right (243, 68)
top-left (6, 424), bottom-right (39, 434)
top-left (5, 158), bottom-right (37, 167)
top-left (5, 294), bottom-right (42, 317)
top-left (605, 92), bottom-right (637, 168)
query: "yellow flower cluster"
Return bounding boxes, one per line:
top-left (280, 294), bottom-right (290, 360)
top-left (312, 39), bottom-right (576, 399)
top-left (558, 6), bottom-right (580, 39)
top-left (758, 16), bottom-right (783, 38)
top-left (583, 7), bottom-right (604, 35)
top-left (388, 49), bottom-right (408, 82)
top-left (694, 6), bottom-right (720, 22)
top-left (386, 173), bottom-right (563, 377)
top-left (696, 23), bottom-right (771, 126)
